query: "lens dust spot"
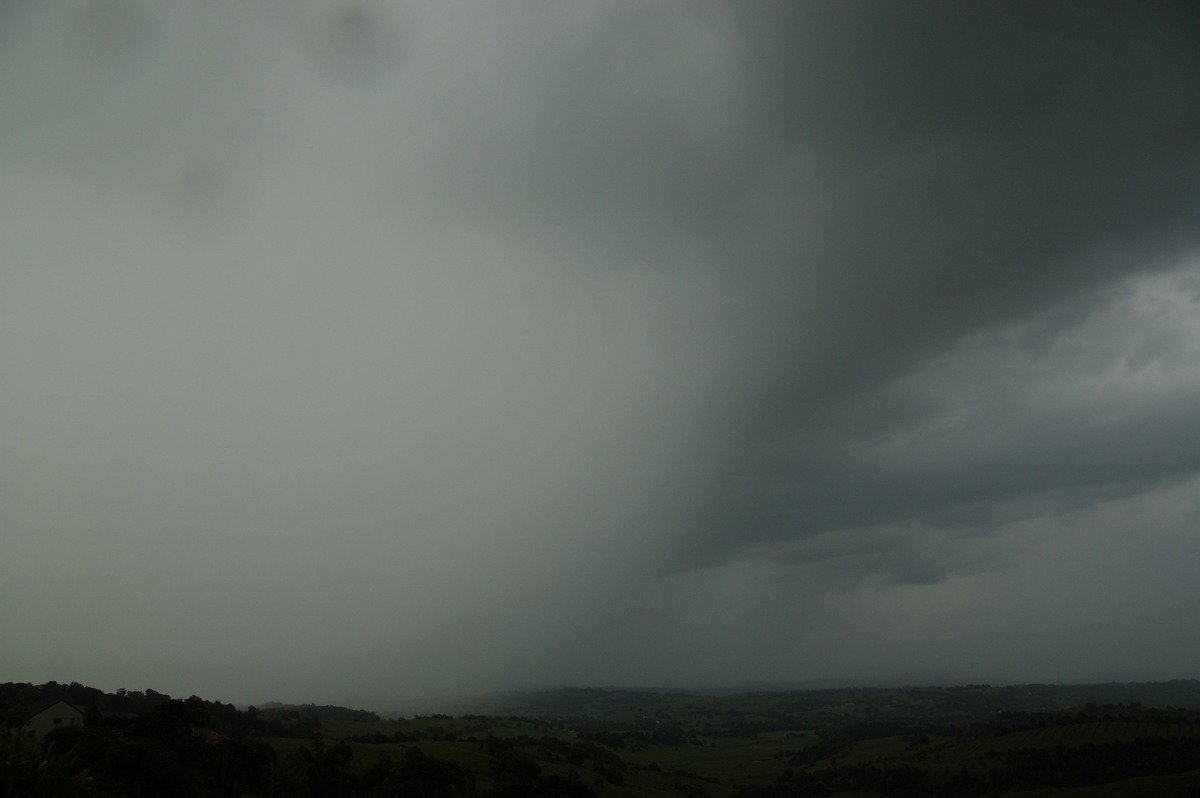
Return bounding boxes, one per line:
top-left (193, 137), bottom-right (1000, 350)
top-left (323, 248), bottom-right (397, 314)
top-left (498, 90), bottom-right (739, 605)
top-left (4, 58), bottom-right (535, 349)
top-left (306, 2), bottom-right (413, 88)
top-left (78, 0), bottom-right (161, 76)
top-left (162, 157), bottom-right (257, 247)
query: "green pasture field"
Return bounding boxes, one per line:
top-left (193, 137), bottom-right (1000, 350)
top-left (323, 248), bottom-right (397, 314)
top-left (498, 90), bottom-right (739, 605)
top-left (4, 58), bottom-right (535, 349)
top-left (261, 721), bottom-right (1200, 798)
top-left (255, 696), bottom-right (1200, 798)
top-left (318, 715), bottom-right (555, 740)
top-left (262, 729), bottom-right (808, 798)
top-left (1005, 768), bottom-right (1200, 798)
top-left (258, 735), bottom-right (680, 798)
top-left (946, 720), bottom-right (1200, 758)
top-left (619, 731), bottom-right (812, 793)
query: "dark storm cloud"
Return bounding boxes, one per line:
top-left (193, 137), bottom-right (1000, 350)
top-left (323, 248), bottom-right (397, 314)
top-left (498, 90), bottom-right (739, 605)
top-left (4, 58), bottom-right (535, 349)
top-left (661, 0), bottom-right (1200, 574)
top-left (3, 1), bottom-right (1200, 702)
top-left (729, 0), bottom-right (1200, 330)
top-left (682, 259), bottom-right (1200, 589)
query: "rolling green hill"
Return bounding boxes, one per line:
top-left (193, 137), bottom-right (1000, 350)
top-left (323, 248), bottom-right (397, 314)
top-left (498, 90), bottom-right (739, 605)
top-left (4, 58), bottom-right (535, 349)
top-left (5, 680), bottom-right (1200, 797)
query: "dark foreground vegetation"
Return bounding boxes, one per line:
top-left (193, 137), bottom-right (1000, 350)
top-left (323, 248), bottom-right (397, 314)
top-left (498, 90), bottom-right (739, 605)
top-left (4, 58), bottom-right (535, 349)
top-left (4, 680), bottom-right (1200, 797)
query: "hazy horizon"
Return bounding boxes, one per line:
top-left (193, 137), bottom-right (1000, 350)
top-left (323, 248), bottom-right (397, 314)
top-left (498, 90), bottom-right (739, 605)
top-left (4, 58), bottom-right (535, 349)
top-left (4, 1), bottom-right (1200, 708)
top-left (15, 673), bottom-right (1200, 715)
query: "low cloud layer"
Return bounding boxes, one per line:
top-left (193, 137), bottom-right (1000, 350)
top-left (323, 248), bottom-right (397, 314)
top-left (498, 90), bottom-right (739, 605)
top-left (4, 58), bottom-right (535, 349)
top-left (3, 1), bottom-right (1200, 705)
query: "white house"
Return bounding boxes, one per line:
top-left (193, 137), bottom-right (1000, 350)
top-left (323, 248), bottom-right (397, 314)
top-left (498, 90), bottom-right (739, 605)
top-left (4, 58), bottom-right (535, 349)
top-left (24, 700), bottom-right (84, 739)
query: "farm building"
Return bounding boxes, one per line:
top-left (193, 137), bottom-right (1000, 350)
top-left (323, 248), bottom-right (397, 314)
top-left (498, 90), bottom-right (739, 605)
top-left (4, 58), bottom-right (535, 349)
top-left (24, 700), bottom-right (84, 739)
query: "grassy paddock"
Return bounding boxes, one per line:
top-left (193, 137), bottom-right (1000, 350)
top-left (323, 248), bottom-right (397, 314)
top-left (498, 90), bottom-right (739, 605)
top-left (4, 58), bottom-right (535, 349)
top-left (1005, 768), bottom-right (1200, 798)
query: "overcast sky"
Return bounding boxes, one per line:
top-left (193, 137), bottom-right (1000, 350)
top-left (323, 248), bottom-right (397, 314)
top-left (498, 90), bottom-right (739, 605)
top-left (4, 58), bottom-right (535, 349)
top-left (4, 1), bottom-right (1200, 707)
